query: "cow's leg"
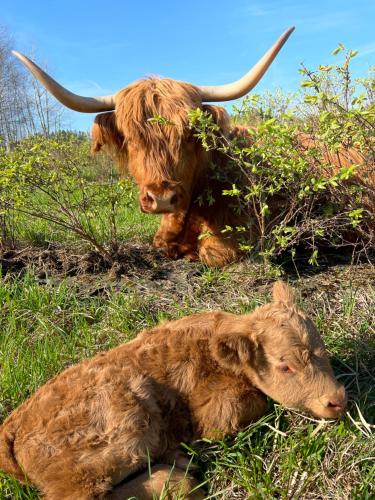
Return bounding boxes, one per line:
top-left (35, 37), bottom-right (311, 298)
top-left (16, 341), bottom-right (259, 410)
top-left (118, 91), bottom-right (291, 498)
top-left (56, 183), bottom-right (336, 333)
top-left (198, 231), bottom-right (239, 267)
top-left (32, 459), bottom-right (143, 500)
top-left (153, 212), bottom-right (200, 260)
top-left (191, 375), bottom-right (268, 439)
top-left (161, 447), bottom-right (197, 470)
top-left (106, 464), bottom-right (204, 500)
top-left (153, 212), bottom-right (187, 250)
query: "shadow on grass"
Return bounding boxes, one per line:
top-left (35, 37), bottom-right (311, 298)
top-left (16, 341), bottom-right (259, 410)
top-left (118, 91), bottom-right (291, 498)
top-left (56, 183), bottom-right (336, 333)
top-left (275, 245), bottom-right (375, 279)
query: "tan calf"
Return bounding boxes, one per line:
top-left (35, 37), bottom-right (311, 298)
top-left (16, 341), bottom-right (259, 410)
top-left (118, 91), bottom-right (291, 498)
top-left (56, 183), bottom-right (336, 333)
top-left (0, 282), bottom-right (346, 499)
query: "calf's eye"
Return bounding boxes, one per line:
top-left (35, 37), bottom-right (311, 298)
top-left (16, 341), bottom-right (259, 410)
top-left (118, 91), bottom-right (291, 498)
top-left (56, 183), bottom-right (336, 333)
top-left (277, 362), bottom-right (293, 374)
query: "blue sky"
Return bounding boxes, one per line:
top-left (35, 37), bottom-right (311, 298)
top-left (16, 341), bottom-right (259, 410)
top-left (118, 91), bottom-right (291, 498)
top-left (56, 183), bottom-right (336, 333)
top-left (2, 0), bottom-right (374, 131)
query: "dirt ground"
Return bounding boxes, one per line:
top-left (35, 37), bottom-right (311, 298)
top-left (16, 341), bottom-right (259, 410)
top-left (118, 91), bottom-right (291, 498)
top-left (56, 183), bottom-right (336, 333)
top-left (1, 242), bottom-right (374, 313)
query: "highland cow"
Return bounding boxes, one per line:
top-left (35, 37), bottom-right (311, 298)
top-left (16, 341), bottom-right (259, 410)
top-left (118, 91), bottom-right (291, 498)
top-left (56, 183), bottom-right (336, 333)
top-left (12, 28), bottom-right (296, 267)
top-left (13, 28), bottom-right (373, 266)
top-left (0, 282), bottom-right (346, 499)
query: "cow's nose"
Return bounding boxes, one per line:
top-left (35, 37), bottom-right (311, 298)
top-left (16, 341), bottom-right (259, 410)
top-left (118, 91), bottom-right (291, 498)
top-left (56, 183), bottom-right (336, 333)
top-left (170, 194), bottom-right (178, 205)
top-left (151, 192), bottom-right (178, 213)
top-left (145, 190), bottom-right (157, 206)
top-left (139, 190), bottom-right (158, 213)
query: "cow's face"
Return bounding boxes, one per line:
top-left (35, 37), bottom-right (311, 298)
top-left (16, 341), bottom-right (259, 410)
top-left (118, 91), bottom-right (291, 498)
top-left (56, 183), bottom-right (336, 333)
top-left (211, 282), bottom-right (347, 419)
top-left (124, 131), bottom-right (203, 214)
top-left (92, 116), bottom-right (202, 214)
top-left (92, 79), bottom-right (231, 214)
top-left (15, 30), bottom-right (295, 213)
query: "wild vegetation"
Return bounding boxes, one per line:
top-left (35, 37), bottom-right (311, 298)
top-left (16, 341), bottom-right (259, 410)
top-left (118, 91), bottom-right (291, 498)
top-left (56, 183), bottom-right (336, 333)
top-left (0, 32), bottom-right (374, 499)
top-left (190, 45), bottom-right (374, 262)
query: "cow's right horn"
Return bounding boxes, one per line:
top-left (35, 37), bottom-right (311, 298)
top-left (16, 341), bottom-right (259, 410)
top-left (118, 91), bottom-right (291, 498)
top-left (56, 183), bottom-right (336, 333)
top-left (12, 51), bottom-right (116, 113)
top-left (197, 27), bottom-right (295, 102)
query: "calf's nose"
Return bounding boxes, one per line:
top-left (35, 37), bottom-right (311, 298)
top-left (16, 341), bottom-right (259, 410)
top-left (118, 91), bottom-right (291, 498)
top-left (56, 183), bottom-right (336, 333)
top-left (323, 386), bottom-right (347, 414)
top-left (327, 399), bottom-right (345, 410)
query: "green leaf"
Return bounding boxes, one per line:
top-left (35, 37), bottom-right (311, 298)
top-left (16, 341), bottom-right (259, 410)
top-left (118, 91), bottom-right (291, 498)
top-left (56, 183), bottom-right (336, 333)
top-left (308, 249), bottom-right (319, 266)
top-left (301, 80), bottom-right (316, 88)
top-left (304, 95), bottom-right (318, 104)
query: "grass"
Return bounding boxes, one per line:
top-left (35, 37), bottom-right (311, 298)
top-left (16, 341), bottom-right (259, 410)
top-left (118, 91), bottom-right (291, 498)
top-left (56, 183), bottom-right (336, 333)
top-left (10, 184), bottom-right (160, 248)
top-left (0, 134), bottom-right (374, 499)
top-left (0, 260), bottom-right (374, 499)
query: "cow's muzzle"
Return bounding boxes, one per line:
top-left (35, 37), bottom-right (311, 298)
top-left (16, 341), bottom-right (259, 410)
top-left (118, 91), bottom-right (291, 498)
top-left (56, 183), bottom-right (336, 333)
top-left (139, 182), bottom-right (186, 214)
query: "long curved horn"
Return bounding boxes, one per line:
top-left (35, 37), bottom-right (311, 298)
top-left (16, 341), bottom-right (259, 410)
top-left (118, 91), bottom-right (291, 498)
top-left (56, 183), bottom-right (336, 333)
top-left (197, 27), bottom-right (295, 102)
top-left (12, 51), bottom-right (116, 113)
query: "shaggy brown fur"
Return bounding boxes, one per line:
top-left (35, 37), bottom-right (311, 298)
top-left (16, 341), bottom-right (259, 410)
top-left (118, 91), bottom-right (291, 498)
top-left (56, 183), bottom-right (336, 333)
top-left (0, 282), bottom-right (346, 499)
top-left (92, 77), bottom-right (373, 267)
top-left (92, 78), bottom-right (242, 267)
top-left (91, 112), bottom-right (124, 156)
top-left (296, 132), bottom-right (375, 216)
top-left (115, 79), bottom-right (201, 182)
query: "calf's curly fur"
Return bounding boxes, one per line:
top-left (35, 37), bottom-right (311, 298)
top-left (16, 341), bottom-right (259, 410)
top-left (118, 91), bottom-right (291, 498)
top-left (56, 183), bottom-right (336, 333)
top-left (0, 282), bottom-right (346, 499)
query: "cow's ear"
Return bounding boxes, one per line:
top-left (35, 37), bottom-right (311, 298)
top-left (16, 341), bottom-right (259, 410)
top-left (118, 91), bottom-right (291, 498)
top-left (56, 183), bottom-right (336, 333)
top-left (272, 281), bottom-right (296, 306)
top-left (91, 121), bottom-right (104, 153)
top-left (91, 111), bottom-right (123, 154)
top-left (210, 333), bottom-right (254, 370)
top-left (202, 105), bottom-right (231, 137)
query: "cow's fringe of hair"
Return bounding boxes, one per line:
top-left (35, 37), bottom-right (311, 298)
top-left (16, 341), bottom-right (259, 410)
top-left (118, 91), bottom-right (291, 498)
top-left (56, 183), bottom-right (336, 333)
top-left (116, 78), bottom-right (201, 181)
top-left (92, 78), bottom-right (232, 183)
top-left (114, 78), bottom-right (202, 181)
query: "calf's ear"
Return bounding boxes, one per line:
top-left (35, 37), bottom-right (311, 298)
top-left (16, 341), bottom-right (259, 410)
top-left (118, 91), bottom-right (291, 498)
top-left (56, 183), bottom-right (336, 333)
top-left (272, 281), bottom-right (296, 306)
top-left (210, 334), bottom-right (254, 370)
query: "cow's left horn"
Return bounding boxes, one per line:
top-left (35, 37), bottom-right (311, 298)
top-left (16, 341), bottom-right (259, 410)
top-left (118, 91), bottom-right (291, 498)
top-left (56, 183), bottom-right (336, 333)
top-left (12, 51), bottom-right (116, 113)
top-left (197, 27), bottom-right (295, 102)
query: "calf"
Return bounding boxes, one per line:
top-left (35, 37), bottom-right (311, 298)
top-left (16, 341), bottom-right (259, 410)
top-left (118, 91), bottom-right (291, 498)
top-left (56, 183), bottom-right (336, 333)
top-left (0, 282), bottom-right (346, 499)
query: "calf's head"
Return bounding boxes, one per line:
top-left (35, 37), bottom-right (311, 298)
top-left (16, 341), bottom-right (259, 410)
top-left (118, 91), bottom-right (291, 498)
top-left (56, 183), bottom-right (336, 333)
top-left (12, 28), bottom-right (295, 215)
top-left (211, 282), bottom-right (346, 419)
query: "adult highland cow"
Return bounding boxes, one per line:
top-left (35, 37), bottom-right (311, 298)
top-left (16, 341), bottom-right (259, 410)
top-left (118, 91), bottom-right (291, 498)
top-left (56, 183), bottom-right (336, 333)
top-left (13, 28), bottom-right (296, 267)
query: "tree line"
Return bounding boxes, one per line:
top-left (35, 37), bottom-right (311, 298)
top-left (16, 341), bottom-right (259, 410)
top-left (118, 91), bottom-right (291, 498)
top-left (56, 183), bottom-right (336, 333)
top-left (0, 25), bottom-right (65, 148)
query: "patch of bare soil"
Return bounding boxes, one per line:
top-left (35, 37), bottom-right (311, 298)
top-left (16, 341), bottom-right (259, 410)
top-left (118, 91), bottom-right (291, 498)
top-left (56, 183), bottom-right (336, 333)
top-left (0, 244), bottom-right (163, 276)
top-left (0, 243), bottom-right (203, 298)
top-left (1, 242), bottom-right (374, 312)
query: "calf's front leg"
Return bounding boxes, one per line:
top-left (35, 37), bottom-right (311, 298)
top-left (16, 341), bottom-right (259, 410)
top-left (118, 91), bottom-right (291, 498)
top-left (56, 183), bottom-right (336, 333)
top-left (191, 374), bottom-right (267, 439)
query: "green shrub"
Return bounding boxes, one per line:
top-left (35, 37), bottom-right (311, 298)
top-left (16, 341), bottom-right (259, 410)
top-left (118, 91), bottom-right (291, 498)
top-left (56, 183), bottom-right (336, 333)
top-left (0, 133), bottom-right (156, 261)
top-left (189, 46), bottom-right (374, 263)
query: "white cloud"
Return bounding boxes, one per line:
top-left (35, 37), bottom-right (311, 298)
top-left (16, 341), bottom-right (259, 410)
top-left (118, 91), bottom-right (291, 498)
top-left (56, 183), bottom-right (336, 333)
top-left (64, 79), bottom-right (116, 96)
top-left (356, 42), bottom-right (375, 58)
